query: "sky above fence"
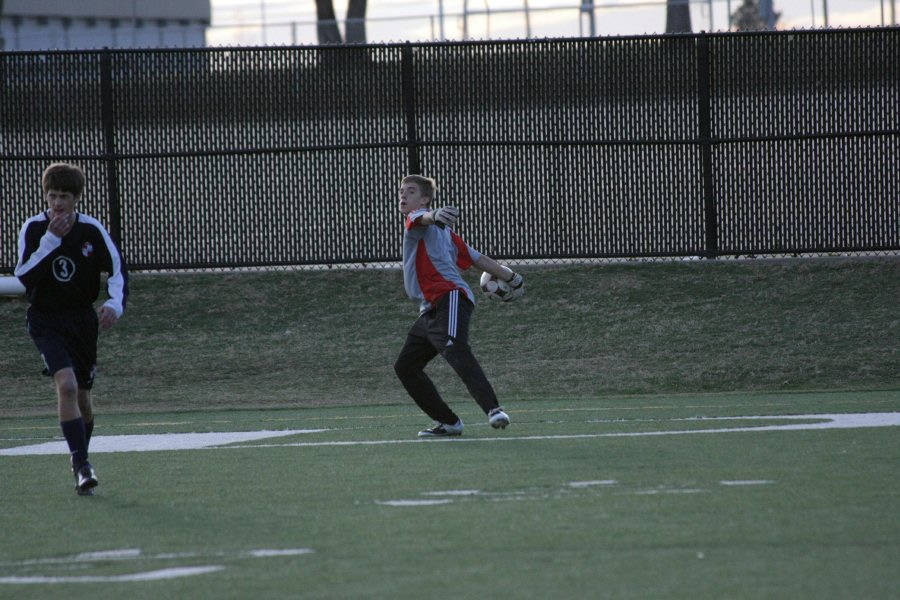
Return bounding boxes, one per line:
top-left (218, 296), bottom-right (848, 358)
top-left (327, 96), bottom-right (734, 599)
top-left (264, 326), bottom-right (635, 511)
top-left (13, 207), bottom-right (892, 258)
top-left (208, 0), bottom-right (898, 47)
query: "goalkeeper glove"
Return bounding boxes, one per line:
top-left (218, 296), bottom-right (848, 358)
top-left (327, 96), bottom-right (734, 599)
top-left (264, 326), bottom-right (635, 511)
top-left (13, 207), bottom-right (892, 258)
top-left (431, 206), bottom-right (459, 228)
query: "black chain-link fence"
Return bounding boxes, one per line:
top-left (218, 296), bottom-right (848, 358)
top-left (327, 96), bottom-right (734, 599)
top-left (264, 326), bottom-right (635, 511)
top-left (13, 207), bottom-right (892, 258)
top-left (2, 28), bottom-right (898, 272)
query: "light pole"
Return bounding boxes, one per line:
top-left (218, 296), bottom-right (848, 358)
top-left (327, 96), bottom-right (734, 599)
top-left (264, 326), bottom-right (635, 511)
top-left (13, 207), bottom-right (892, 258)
top-left (581, 0), bottom-right (596, 37)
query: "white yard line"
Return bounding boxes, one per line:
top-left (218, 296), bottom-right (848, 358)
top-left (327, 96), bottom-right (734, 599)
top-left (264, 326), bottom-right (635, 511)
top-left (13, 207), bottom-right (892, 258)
top-left (0, 548), bottom-right (315, 585)
top-left (0, 566), bottom-right (226, 584)
top-left (0, 429), bottom-right (326, 456)
top-left (2, 413), bottom-right (898, 457)
top-left (233, 412), bottom-right (900, 449)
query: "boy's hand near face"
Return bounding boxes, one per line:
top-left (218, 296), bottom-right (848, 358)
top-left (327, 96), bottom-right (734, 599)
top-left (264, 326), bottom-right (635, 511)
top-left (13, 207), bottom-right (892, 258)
top-left (48, 212), bottom-right (75, 238)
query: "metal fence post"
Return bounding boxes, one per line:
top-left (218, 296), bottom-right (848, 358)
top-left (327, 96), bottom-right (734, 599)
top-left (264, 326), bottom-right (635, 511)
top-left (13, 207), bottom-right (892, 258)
top-left (100, 49), bottom-right (122, 246)
top-left (401, 43), bottom-right (421, 175)
top-left (697, 33), bottom-right (718, 258)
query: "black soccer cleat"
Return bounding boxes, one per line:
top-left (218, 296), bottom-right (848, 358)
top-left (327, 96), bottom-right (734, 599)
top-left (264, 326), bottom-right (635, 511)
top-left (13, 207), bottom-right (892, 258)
top-left (418, 420), bottom-right (464, 438)
top-left (74, 462), bottom-right (99, 496)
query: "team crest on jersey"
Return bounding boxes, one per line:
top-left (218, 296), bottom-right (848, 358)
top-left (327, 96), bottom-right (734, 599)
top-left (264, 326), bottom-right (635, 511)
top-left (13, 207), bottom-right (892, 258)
top-left (82, 242), bottom-right (94, 257)
top-left (52, 256), bottom-right (76, 282)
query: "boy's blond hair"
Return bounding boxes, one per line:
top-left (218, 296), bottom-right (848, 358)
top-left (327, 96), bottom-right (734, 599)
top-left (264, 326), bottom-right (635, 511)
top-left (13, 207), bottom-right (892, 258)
top-left (401, 174), bottom-right (437, 205)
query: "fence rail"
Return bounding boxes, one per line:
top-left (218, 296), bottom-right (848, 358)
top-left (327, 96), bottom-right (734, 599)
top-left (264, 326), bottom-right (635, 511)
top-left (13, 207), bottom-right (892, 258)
top-left (2, 28), bottom-right (899, 273)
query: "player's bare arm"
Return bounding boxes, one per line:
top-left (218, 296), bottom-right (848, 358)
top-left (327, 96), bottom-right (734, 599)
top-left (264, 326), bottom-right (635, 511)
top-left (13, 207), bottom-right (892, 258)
top-left (474, 254), bottom-right (515, 282)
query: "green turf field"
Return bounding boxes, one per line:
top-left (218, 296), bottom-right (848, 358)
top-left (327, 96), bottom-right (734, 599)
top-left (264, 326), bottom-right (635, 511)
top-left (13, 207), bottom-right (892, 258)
top-left (1, 391), bottom-right (899, 599)
top-left (1, 259), bottom-right (899, 598)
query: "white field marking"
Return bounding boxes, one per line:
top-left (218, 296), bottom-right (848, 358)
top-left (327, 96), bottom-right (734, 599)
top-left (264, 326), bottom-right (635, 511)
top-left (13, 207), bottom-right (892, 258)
top-left (247, 549), bottom-right (314, 558)
top-left (0, 547), bottom-right (315, 585)
top-left (4, 551), bottom-right (200, 568)
top-left (75, 549), bottom-right (142, 561)
top-left (568, 480), bottom-right (618, 488)
top-left (227, 412), bottom-right (900, 449)
top-left (0, 547), bottom-right (315, 569)
top-left (720, 480), bottom-right (775, 486)
top-left (0, 566), bottom-right (225, 584)
top-left (379, 477), bottom-right (766, 507)
top-left (2, 412), bottom-right (898, 457)
top-left (0, 429), bottom-right (326, 456)
top-left (375, 499), bottom-right (453, 507)
top-left (633, 489), bottom-right (705, 495)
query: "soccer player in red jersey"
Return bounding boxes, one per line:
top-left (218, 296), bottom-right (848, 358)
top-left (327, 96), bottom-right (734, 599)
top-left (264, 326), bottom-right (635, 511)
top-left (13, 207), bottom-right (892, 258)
top-left (395, 174), bottom-right (523, 438)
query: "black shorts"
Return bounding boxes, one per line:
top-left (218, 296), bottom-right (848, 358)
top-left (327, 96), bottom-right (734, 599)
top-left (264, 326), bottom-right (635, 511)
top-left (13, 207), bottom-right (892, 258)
top-left (406, 289), bottom-right (474, 351)
top-left (26, 306), bottom-right (99, 389)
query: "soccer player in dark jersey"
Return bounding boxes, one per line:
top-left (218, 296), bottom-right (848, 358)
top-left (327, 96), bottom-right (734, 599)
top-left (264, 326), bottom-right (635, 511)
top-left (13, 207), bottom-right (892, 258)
top-left (15, 163), bottom-right (129, 495)
top-left (395, 174), bottom-right (524, 438)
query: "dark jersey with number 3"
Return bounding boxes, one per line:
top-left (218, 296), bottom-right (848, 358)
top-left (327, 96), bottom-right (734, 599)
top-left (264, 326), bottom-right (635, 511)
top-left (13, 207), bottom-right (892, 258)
top-left (15, 211), bottom-right (128, 316)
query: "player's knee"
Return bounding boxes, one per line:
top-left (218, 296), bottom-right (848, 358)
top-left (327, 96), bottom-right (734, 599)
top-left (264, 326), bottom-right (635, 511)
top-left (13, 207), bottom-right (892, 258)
top-left (54, 373), bottom-right (79, 399)
top-left (394, 359), bottom-right (414, 379)
top-left (440, 340), bottom-right (473, 365)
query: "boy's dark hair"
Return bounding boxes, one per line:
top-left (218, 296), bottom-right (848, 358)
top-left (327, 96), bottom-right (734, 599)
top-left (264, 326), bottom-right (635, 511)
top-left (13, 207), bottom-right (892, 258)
top-left (42, 163), bottom-right (85, 197)
top-left (402, 174), bottom-right (437, 204)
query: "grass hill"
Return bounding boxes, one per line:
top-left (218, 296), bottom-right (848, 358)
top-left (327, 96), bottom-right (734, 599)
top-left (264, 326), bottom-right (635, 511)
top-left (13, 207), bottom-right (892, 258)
top-left (1, 257), bottom-right (898, 417)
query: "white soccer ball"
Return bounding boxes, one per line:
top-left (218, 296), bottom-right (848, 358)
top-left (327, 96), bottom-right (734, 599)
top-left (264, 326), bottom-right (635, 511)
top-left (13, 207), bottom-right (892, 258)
top-left (480, 272), bottom-right (513, 301)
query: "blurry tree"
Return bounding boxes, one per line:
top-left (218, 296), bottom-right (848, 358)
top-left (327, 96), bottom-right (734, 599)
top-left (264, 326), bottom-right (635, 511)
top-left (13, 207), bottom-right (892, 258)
top-left (665, 0), bottom-right (692, 33)
top-left (315, 0), bottom-right (368, 44)
top-left (732, 0), bottom-right (781, 29)
top-left (346, 0), bottom-right (367, 43)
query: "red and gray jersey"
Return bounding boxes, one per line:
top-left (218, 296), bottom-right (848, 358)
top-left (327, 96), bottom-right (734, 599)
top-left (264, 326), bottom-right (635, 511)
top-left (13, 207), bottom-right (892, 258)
top-left (402, 208), bottom-right (481, 313)
top-left (15, 211), bottom-right (128, 316)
